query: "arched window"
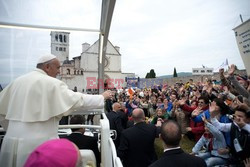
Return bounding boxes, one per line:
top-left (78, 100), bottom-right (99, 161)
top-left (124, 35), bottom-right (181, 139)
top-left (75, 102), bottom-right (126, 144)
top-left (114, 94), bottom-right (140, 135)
top-left (55, 34), bottom-right (58, 41)
top-left (81, 71), bottom-right (83, 75)
top-left (59, 35), bottom-right (63, 42)
top-left (67, 69), bottom-right (70, 75)
top-left (64, 35), bottom-right (67, 42)
top-left (74, 70), bottom-right (76, 75)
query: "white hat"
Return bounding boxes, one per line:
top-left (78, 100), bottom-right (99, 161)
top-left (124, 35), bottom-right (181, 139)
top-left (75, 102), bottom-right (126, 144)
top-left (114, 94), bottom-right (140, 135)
top-left (37, 54), bottom-right (56, 64)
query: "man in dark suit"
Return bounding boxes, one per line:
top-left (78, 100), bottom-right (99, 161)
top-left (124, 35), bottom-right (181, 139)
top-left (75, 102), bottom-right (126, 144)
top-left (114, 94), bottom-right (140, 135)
top-left (117, 103), bottom-right (128, 129)
top-left (106, 102), bottom-right (124, 148)
top-left (117, 108), bottom-right (158, 167)
top-left (149, 120), bottom-right (206, 167)
top-left (66, 115), bottom-right (101, 167)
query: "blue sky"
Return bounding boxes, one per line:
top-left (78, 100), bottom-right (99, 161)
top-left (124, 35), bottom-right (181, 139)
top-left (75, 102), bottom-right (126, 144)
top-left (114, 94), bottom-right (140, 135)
top-left (0, 0), bottom-right (250, 85)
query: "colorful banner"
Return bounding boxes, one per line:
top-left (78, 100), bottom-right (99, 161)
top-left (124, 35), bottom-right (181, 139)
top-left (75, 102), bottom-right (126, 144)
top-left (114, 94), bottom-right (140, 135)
top-left (126, 77), bottom-right (139, 88)
top-left (138, 78), bottom-right (164, 89)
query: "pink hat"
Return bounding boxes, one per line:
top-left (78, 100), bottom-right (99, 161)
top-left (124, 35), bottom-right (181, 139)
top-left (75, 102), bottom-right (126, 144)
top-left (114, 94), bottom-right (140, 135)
top-left (24, 139), bottom-right (78, 167)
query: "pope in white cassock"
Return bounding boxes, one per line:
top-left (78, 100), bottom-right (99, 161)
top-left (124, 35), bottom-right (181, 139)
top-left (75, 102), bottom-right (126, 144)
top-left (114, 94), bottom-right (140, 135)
top-left (0, 54), bottom-right (112, 167)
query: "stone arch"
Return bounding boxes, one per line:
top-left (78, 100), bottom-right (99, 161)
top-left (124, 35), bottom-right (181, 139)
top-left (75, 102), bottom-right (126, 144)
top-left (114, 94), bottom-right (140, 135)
top-left (66, 69), bottom-right (70, 75)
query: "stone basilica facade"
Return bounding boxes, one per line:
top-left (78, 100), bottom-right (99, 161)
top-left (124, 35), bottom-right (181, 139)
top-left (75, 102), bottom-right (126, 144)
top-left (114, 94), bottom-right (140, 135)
top-left (50, 31), bottom-right (135, 93)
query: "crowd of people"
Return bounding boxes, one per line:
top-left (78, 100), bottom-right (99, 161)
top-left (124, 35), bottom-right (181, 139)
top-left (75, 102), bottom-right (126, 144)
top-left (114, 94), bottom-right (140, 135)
top-left (105, 64), bottom-right (250, 167)
top-left (0, 53), bottom-right (249, 167)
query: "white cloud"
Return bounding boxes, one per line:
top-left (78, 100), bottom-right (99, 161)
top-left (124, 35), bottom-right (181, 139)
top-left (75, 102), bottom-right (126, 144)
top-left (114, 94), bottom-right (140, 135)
top-left (111, 0), bottom-right (250, 77)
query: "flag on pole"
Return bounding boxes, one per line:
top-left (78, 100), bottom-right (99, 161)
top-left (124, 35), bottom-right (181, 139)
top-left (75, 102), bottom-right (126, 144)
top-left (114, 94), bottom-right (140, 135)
top-left (128, 88), bottom-right (134, 99)
top-left (226, 58), bottom-right (228, 66)
top-left (216, 59), bottom-right (229, 70)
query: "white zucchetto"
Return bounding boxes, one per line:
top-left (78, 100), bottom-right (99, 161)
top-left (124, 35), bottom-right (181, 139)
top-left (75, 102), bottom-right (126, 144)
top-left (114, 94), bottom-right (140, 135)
top-left (37, 54), bottom-right (56, 64)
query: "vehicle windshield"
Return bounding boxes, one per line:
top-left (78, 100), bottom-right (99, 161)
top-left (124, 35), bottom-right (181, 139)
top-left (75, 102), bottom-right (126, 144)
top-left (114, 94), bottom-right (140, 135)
top-left (0, 0), bottom-right (102, 87)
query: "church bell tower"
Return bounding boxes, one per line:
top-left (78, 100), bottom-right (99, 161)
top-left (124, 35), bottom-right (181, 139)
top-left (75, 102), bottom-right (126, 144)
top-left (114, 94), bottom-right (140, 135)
top-left (50, 31), bottom-right (70, 64)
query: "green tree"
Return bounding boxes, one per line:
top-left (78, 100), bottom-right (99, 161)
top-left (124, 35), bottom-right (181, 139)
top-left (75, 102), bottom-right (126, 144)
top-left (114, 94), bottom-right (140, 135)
top-left (149, 69), bottom-right (156, 78)
top-left (173, 67), bottom-right (178, 77)
top-left (145, 72), bottom-right (150, 78)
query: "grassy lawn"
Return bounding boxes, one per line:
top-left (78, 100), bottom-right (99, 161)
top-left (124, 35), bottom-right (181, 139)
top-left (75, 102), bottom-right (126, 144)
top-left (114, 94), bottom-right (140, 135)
top-left (154, 135), bottom-right (196, 158)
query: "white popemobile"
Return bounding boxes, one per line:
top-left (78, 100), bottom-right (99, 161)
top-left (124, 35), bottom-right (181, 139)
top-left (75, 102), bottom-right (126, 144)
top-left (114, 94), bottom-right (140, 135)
top-left (58, 108), bottom-right (123, 167)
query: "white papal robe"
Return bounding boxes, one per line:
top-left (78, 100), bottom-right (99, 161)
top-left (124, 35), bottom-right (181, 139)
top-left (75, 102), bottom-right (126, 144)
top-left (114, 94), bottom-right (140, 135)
top-left (0, 69), bottom-right (104, 167)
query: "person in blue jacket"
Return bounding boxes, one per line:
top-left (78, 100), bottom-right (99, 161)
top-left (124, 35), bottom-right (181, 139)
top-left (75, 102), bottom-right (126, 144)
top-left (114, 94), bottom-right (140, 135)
top-left (192, 98), bottom-right (232, 146)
